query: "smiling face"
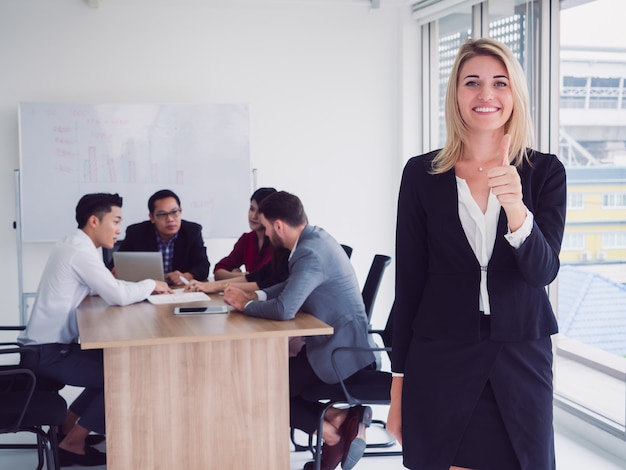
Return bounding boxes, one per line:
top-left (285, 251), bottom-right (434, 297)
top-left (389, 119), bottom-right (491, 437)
top-left (457, 54), bottom-right (513, 134)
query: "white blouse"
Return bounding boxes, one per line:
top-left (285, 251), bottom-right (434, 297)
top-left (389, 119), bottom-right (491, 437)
top-left (456, 177), bottom-right (534, 315)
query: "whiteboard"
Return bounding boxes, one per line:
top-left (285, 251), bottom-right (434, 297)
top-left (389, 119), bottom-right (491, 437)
top-left (18, 102), bottom-right (251, 242)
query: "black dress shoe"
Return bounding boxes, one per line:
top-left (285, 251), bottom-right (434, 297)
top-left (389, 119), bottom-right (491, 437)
top-left (57, 431), bottom-right (105, 446)
top-left (59, 446), bottom-right (106, 467)
top-left (85, 434), bottom-right (106, 446)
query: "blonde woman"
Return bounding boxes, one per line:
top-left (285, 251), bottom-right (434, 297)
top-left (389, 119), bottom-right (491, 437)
top-left (387, 38), bottom-right (566, 470)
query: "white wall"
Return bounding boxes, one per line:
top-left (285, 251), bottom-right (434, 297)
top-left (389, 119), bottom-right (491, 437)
top-left (0, 0), bottom-right (421, 330)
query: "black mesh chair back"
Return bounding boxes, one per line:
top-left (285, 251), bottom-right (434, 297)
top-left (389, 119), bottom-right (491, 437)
top-left (102, 239), bottom-right (123, 271)
top-left (361, 254), bottom-right (391, 323)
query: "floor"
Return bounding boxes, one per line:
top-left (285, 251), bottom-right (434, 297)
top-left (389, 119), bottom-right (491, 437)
top-left (1, 405), bottom-right (625, 469)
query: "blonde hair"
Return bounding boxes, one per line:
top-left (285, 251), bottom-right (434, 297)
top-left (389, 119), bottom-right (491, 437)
top-left (432, 38), bottom-right (534, 174)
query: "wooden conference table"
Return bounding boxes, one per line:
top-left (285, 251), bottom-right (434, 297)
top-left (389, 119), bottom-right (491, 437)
top-left (76, 294), bottom-right (333, 470)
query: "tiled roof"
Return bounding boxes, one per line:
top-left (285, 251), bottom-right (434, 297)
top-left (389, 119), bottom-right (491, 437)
top-left (558, 266), bottom-right (626, 356)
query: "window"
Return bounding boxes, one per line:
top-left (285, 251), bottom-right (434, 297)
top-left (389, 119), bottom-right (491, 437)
top-left (564, 76), bottom-right (588, 87)
top-left (602, 192), bottom-right (626, 208)
top-left (435, 8), bottom-right (473, 148)
top-left (558, 0), bottom-right (626, 439)
top-left (562, 76), bottom-right (588, 109)
top-left (567, 192), bottom-right (584, 210)
top-left (562, 233), bottom-right (586, 251)
top-left (590, 77), bottom-right (621, 110)
top-left (601, 231), bottom-right (626, 249)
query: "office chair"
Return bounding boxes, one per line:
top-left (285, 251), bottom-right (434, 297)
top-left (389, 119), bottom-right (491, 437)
top-left (361, 254), bottom-right (391, 324)
top-left (101, 239), bottom-right (122, 271)
top-left (340, 244), bottom-right (353, 259)
top-left (298, 309), bottom-right (401, 470)
top-left (0, 343), bottom-right (67, 470)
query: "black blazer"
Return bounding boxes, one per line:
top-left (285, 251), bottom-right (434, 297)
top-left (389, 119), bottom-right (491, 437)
top-left (118, 220), bottom-right (210, 281)
top-left (392, 149), bottom-right (567, 373)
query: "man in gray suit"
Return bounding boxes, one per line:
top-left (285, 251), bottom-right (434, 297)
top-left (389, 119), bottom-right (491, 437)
top-left (223, 191), bottom-right (375, 470)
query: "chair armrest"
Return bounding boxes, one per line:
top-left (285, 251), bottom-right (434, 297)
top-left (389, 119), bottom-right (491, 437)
top-left (0, 345), bottom-right (38, 355)
top-left (0, 368), bottom-right (36, 388)
top-left (0, 346), bottom-right (64, 392)
top-left (0, 326), bottom-right (26, 353)
top-left (0, 345), bottom-right (26, 354)
top-left (330, 345), bottom-right (392, 373)
top-left (0, 345), bottom-right (40, 368)
top-left (329, 345), bottom-right (392, 404)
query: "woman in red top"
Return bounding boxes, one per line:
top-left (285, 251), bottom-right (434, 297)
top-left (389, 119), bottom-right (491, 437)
top-left (213, 187), bottom-right (277, 280)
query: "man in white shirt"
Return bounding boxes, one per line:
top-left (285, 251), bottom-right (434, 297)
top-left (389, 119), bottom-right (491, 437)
top-left (19, 193), bottom-right (170, 467)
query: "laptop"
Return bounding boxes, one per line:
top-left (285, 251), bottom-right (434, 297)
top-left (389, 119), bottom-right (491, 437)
top-left (113, 252), bottom-right (165, 282)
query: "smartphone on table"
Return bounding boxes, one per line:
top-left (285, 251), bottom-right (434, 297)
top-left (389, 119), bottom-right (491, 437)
top-left (174, 306), bottom-right (229, 315)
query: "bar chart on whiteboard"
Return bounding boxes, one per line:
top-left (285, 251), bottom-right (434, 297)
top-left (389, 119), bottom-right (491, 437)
top-left (18, 102), bottom-right (251, 242)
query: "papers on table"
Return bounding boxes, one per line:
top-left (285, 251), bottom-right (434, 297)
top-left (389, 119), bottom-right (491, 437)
top-left (147, 289), bottom-right (211, 305)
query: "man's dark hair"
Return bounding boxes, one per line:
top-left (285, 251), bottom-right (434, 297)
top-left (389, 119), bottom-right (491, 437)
top-left (148, 189), bottom-right (181, 213)
top-left (250, 187), bottom-right (277, 205)
top-left (75, 193), bottom-right (123, 229)
top-left (258, 191), bottom-right (307, 227)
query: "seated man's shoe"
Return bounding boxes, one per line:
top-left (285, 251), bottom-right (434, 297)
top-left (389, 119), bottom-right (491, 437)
top-left (302, 439), bottom-right (344, 470)
top-left (85, 434), bottom-right (106, 446)
top-left (58, 430), bottom-right (105, 447)
top-left (340, 405), bottom-right (372, 470)
top-left (59, 446), bottom-right (106, 467)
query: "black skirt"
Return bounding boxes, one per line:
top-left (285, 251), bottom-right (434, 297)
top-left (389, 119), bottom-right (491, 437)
top-left (452, 380), bottom-right (520, 469)
top-left (400, 330), bottom-right (555, 470)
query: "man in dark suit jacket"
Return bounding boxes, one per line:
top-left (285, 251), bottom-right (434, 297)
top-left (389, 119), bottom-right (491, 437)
top-left (118, 189), bottom-right (210, 285)
top-left (222, 191), bottom-right (374, 470)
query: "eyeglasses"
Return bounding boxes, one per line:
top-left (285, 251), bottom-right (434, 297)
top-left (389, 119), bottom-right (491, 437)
top-left (154, 208), bottom-right (181, 221)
